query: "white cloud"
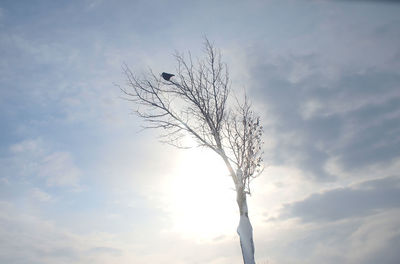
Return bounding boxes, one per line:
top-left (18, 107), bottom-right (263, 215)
top-left (38, 152), bottom-right (80, 187)
top-left (347, 209), bottom-right (400, 264)
top-left (300, 99), bottom-right (323, 120)
top-left (252, 209), bottom-right (400, 264)
top-left (0, 201), bottom-right (126, 264)
top-left (31, 187), bottom-right (52, 202)
top-left (6, 139), bottom-right (81, 188)
top-left (10, 138), bottom-right (44, 155)
top-left (85, 0), bottom-right (104, 9)
top-left (324, 156), bottom-right (400, 184)
top-left (0, 177), bottom-right (9, 185)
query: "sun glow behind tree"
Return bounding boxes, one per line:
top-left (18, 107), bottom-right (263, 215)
top-left (164, 146), bottom-right (238, 241)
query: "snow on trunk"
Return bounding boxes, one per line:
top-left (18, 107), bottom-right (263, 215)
top-left (237, 214), bottom-right (255, 264)
top-left (235, 169), bottom-right (256, 264)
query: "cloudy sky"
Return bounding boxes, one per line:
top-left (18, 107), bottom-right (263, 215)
top-left (1, 0), bottom-right (400, 263)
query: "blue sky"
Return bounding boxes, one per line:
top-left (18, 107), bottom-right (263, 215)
top-left (1, 0), bottom-right (400, 263)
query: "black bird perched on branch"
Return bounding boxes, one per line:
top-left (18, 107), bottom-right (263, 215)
top-left (161, 72), bottom-right (175, 81)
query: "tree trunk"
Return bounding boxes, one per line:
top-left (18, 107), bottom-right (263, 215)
top-left (236, 188), bottom-right (256, 264)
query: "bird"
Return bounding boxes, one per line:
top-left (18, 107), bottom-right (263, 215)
top-left (161, 72), bottom-right (175, 81)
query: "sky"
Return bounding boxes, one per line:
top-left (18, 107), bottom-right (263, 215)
top-left (0, 0), bottom-right (400, 263)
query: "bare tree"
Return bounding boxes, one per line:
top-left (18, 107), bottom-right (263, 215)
top-left (120, 39), bottom-right (263, 264)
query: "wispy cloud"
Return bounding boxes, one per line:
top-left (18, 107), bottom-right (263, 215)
top-left (4, 138), bottom-right (81, 188)
top-left (31, 187), bottom-right (52, 202)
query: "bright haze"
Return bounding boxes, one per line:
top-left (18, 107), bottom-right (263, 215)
top-left (1, 0), bottom-right (399, 263)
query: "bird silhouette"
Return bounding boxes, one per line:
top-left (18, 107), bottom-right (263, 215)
top-left (161, 72), bottom-right (175, 81)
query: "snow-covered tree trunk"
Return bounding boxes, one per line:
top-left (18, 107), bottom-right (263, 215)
top-left (236, 169), bottom-right (256, 264)
top-left (237, 191), bottom-right (255, 264)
